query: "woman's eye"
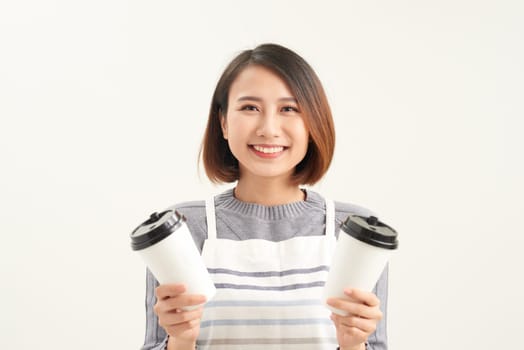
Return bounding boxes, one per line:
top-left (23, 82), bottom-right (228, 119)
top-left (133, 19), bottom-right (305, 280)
top-left (282, 106), bottom-right (299, 113)
top-left (240, 105), bottom-right (259, 111)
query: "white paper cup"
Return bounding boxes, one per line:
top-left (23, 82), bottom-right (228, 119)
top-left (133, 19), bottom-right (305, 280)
top-left (131, 210), bottom-right (216, 310)
top-left (323, 215), bottom-right (398, 316)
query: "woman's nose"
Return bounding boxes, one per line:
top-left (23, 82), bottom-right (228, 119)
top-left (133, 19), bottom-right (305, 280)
top-left (256, 112), bottom-right (280, 137)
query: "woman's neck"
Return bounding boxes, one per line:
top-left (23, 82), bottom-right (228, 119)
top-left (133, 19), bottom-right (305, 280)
top-left (234, 178), bottom-right (305, 206)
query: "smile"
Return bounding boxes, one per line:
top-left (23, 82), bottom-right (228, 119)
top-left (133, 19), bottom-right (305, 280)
top-left (252, 145), bottom-right (285, 154)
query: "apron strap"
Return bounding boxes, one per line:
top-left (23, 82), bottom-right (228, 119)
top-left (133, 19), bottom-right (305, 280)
top-left (205, 196), bottom-right (217, 240)
top-left (325, 198), bottom-right (336, 238)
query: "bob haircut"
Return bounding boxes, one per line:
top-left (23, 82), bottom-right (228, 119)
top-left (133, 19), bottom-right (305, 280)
top-left (200, 43), bottom-right (335, 186)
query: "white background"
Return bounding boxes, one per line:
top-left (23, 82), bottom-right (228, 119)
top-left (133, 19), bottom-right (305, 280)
top-left (1, 1), bottom-right (523, 349)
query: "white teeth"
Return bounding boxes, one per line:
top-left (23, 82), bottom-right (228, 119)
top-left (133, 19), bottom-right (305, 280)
top-left (253, 145), bottom-right (284, 154)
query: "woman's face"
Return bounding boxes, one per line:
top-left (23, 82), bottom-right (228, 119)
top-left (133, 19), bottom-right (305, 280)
top-left (221, 65), bottom-right (309, 183)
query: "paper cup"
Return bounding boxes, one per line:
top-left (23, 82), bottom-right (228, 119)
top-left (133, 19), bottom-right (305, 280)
top-left (323, 215), bottom-right (398, 316)
top-left (131, 210), bottom-right (216, 310)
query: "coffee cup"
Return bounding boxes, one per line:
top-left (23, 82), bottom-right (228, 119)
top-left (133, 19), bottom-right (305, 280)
top-left (323, 215), bottom-right (398, 316)
top-left (130, 210), bottom-right (216, 310)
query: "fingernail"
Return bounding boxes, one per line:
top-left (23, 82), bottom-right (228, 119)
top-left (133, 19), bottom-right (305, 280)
top-left (344, 288), bottom-right (352, 295)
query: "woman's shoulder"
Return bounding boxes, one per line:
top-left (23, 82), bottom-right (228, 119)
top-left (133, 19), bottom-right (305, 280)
top-left (166, 200), bottom-right (206, 217)
top-left (165, 200), bottom-right (208, 247)
top-left (306, 189), bottom-right (376, 223)
top-left (165, 188), bottom-right (235, 216)
top-left (334, 200), bottom-right (376, 218)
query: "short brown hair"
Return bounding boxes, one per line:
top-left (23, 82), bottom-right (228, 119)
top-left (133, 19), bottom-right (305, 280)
top-left (200, 43), bottom-right (335, 186)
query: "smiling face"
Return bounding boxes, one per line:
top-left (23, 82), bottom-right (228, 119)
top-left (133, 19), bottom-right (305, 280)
top-left (220, 65), bottom-right (309, 183)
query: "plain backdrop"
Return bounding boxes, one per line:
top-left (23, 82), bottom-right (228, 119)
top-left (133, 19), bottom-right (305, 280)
top-left (1, 1), bottom-right (523, 349)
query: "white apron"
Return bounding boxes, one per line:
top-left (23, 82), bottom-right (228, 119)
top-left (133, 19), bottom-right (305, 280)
top-left (197, 196), bottom-right (338, 349)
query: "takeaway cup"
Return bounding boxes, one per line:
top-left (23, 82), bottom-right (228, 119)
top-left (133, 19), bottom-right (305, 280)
top-left (130, 210), bottom-right (216, 310)
top-left (323, 215), bottom-right (398, 316)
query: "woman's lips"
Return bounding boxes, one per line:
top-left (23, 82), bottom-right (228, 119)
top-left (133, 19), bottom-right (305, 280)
top-left (249, 145), bottom-right (287, 158)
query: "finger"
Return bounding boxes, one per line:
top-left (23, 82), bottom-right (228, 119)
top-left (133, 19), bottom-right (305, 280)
top-left (165, 317), bottom-right (202, 336)
top-left (155, 283), bottom-right (187, 300)
top-left (156, 295), bottom-right (207, 315)
top-left (339, 325), bottom-right (369, 345)
top-left (344, 288), bottom-right (380, 307)
top-left (166, 294), bottom-right (207, 309)
top-left (161, 308), bottom-right (204, 328)
top-left (331, 314), bottom-right (377, 334)
top-left (327, 298), bottom-right (382, 320)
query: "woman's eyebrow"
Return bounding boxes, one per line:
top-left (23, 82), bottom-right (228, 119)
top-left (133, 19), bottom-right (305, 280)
top-left (278, 97), bottom-right (298, 103)
top-left (237, 96), bottom-right (262, 102)
top-left (236, 96), bottom-right (298, 103)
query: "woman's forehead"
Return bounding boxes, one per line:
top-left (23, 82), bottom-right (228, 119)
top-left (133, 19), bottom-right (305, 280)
top-left (228, 65), bottom-right (296, 101)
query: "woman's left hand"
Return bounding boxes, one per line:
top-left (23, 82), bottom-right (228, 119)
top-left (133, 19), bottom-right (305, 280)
top-left (327, 288), bottom-right (383, 350)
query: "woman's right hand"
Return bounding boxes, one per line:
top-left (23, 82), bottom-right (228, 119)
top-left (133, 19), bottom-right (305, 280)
top-left (154, 284), bottom-right (207, 348)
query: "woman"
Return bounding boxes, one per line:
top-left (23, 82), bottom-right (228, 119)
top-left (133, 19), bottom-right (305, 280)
top-left (142, 43), bottom-right (389, 350)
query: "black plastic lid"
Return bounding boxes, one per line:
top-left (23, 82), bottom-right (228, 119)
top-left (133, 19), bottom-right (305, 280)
top-left (130, 210), bottom-right (185, 251)
top-left (340, 215), bottom-right (398, 250)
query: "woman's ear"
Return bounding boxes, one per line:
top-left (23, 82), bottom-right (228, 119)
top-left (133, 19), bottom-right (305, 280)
top-left (220, 112), bottom-right (228, 140)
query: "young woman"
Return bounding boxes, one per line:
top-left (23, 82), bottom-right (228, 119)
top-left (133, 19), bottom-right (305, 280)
top-left (141, 43), bottom-right (389, 350)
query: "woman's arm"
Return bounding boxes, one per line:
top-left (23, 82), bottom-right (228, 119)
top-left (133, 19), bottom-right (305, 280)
top-left (366, 265), bottom-right (389, 350)
top-left (141, 269), bottom-right (169, 350)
